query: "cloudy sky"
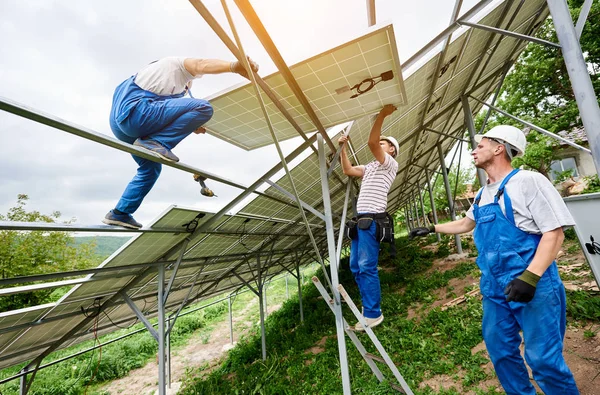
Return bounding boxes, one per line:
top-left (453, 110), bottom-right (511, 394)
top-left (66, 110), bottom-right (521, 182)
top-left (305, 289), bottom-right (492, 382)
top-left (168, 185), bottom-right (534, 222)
top-left (0, 0), bottom-right (482, 227)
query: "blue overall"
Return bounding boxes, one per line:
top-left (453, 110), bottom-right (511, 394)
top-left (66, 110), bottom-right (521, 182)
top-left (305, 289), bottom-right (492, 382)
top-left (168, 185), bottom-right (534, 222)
top-left (109, 76), bottom-right (214, 214)
top-left (350, 220), bottom-right (381, 319)
top-left (473, 169), bottom-right (578, 395)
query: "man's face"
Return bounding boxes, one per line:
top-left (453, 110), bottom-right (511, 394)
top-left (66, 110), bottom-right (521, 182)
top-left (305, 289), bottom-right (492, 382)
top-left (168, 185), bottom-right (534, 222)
top-left (471, 137), bottom-right (501, 168)
top-left (380, 140), bottom-right (395, 157)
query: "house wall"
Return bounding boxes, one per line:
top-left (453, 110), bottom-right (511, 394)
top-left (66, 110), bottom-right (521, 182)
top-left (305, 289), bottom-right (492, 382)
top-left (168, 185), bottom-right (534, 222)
top-left (556, 146), bottom-right (597, 178)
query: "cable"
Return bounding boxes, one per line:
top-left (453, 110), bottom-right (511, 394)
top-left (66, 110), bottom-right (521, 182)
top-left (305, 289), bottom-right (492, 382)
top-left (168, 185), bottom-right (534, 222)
top-left (349, 70), bottom-right (394, 98)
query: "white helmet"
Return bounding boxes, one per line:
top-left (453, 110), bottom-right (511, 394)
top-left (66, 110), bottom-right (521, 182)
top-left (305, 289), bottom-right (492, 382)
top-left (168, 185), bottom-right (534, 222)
top-left (474, 125), bottom-right (526, 157)
top-left (380, 135), bottom-right (399, 158)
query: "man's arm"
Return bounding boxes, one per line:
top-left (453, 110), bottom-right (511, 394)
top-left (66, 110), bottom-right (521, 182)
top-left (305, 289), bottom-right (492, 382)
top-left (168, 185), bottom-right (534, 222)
top-left (526, 227), bottom-right (564, 276)
top-left (368, 105), bottom-right (397, 164)
top-left (184, 57), bottom-right (259, 77)
top-left (409, 216), bottom-right (475, 238)
top-left (338, 135), bottom-right (364, 178)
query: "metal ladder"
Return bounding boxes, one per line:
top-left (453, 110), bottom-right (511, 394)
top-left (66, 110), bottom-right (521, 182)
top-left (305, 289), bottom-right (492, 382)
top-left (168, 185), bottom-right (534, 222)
top-left (312, 277), bottom-right (414, 394)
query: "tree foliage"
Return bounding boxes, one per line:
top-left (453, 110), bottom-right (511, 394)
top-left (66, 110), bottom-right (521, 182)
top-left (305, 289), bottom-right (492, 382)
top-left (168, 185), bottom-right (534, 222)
top-left (474, 0), bottom-right (600, 179)
top-left (0, 195), bottom-right (97, 312)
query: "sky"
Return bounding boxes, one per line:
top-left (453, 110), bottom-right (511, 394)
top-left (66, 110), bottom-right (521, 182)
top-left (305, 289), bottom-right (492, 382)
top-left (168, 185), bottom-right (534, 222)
top-left (0, 0), bottom-right (483, 227)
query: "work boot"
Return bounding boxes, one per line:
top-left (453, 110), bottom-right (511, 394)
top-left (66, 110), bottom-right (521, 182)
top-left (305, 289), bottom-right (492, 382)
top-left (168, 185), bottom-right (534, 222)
top-left (102, 210), bottom-right (142, 229)
top-left (354, 314), bottom-right (384, 331)
top-left (133, 138), bottom-right (179, 162)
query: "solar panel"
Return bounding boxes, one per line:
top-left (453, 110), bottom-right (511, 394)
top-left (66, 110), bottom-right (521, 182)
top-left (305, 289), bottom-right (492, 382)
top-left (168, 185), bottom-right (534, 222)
top-left (204, 23), bottom-right (407, 150)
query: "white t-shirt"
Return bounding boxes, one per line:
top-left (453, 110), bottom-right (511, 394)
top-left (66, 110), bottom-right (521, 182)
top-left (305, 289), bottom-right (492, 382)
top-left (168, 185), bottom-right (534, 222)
top-left (356, 153), bottom-right (398, 213)
top-left (134, 57), bottom-right (199, 96)
top-left (466, 170), bottom-right (574, 234)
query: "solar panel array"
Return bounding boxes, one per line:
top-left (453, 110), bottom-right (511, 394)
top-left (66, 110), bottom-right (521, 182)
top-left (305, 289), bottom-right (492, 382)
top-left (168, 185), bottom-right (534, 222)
top-left (0, 0), bottom-right (550, 370)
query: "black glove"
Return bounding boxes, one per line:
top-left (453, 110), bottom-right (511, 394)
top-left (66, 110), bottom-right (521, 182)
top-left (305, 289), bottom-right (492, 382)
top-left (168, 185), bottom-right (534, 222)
top-left (231, 56), bottom-right (259, 79)
top-left (504, 270), bottom-right (540, 303)
top-left (408, 225), bottom-right (435, 239)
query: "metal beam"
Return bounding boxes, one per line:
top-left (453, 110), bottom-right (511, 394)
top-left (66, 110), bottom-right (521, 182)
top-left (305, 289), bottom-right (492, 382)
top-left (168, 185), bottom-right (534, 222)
top-left (575, 0), bottom-right (593, 40)
top-left (457, 20), bottom-right (561, 48)
top-left (265, 180), bottom-right (326, 221)
top-left (425, 128), bottom-right (469, 143)
top-left (0, 221), bottom-right (185, 234)
top-left (469, 95), bottom-right (593, 154)
top-left (437, 143), bottom-right (462, 254)
top-left (547, 0), bottom-right (600, 176)
top-left (461, 96), bottom-right (487, 186)
top-left (121, 291), bottom-right (159, 341)
top-left (366, 0), bottom-right (376, 26)
top-left (233, 0), bottom-right (336, 153)
top-left (425, 168), bottom-right (441, 242)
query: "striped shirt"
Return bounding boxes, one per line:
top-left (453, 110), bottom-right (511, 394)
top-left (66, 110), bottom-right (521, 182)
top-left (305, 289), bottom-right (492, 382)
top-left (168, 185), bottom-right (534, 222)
top-left (356, 153), bottom-right (398, 213)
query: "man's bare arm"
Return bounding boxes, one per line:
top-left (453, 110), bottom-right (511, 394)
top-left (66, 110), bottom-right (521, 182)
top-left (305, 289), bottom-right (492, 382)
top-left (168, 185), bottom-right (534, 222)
top-left (184, 57), bottom-right (259, 77)
top-left (526, 227), bottom-right (564, 277)
top-left (434, 217), bottom-right (476, 234)
top-left (338, 135), bottom-right (364, 178)
top-left (368, 105), bottom-right (397, 164)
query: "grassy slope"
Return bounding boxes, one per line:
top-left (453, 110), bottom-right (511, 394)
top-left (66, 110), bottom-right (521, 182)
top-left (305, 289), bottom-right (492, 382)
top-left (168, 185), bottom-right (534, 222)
top-left (180, 237), bottom-right (494, 395)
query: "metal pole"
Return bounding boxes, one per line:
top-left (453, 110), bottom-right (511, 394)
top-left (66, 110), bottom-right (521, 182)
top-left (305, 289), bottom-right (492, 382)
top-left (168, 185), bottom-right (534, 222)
top-left (336, 181), bottom-right (352, 273)
top-left (318, 134), bottom-right (351, 394)
top-left (157, 264), bottom-right (166, 395)
top-left (19, 370), bottom-right (27, 395)
top-left (437, 144), bottom-right (463, 254)
top-left (404, 207), bottom-right (410, 233)
top-left (228, 294), bottom-right (234, 344)
top-left (285, 276), bottom-right (289, 299)
top-left (296, 262), bottom-right (304, 323)
top-left (425, 169), bottom-right (441, 242)
top-left (418, 184), bottom-right (428, 226)
top-left (461, 96), bottom-right (487, 186)
top-left (547, 0), bottom-right (600, 176)
top-left (264, 282), bottom-right (268, 320)
top-left (575, 0), bottom-right (593, 40)
top-left (167, 331), bottom-right (171, 389)
top-left (366, 0), bottom-right (376, 27)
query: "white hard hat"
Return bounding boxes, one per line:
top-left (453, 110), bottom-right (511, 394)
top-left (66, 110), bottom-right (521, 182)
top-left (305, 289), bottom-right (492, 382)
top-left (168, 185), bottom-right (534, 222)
top-left (380, 135), bottom-right (399, 158)
top-left (474, 125), bottom-right (526, 157)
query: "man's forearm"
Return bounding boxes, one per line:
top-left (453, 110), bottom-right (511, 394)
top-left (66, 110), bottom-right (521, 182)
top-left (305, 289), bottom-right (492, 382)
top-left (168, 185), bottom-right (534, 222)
top-left (433, 217), bottom-right (475, 234)
top-left (526, 228), bottom-right (564, 276)
top-left (368, 114), bottom-right (385, 147)
top-left (340, 146), bottom-right (353, 174)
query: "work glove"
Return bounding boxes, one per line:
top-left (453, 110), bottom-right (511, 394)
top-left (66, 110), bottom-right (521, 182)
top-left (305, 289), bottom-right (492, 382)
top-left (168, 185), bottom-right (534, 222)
top-left (504, 270), bottom-right (540, 303)
top-left (231, 56), bottom-right (259, 79)
top-left (408, 225), bottom-right (435, 239)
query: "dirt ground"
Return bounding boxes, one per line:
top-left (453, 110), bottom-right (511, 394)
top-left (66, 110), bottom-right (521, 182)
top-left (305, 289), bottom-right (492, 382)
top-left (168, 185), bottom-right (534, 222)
top-left (100, 297), bottom-right (282, 395)
top-left (414, 244), bottom-right (600, 394)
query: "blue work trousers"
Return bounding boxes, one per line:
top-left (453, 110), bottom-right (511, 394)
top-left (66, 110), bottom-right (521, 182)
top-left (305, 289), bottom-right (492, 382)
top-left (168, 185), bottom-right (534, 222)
top-left (349, 220), bottom-right (382, 318)
top-left (109, 77), bottom-right (213, 214)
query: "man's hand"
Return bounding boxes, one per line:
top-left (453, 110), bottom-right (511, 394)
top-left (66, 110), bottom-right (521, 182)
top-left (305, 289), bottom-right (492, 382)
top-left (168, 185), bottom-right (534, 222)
top-left (504, 270), bottom-right (540, 303)
top-left (408, 225), bottom-right (435, 239)
top-left (338, 135), bottom-right (349, 145)
top-left (379, 104), bottom-right (397, 118)
top-left (193, 126), bottom-right (207, 135)
top-left (231, 56), bottom-right (259, 79)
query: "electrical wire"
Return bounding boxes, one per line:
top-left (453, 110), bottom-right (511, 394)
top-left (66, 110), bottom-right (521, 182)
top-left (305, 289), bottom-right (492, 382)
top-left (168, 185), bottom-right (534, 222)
top-left (586, 235), bottom-right (600, 255)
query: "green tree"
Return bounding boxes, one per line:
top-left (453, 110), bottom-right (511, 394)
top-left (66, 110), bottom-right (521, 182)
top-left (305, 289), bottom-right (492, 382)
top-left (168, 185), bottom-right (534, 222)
top-left (0, 194), bottom-right (97, 312)
top-left (474, 0), bottom-right (599, 179)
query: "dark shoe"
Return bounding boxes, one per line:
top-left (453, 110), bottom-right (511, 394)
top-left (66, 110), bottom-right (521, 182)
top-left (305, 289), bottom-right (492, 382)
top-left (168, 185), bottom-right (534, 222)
top-left (133, 138), bottom-right (179, 162)
top-left (102, 210), bottom-right (142, 229)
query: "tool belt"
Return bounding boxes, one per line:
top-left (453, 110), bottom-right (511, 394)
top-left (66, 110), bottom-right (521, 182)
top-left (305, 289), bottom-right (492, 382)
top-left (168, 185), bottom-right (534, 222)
top-left (345, 212), bottom-right (395, 244)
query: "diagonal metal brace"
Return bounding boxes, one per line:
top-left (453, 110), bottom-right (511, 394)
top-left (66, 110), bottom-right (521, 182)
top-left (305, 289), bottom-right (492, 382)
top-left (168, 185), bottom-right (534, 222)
top-left (120, 291), bottom-right (159, 341)
top-left (265, 180), bottom-right (325, 221)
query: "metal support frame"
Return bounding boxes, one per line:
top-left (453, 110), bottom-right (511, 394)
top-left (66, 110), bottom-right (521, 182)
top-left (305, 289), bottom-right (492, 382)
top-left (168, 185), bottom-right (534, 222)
top-left (547, 0), bottom-right (600, 176)
top-left (228, 294), bottom-right (234, 344)
top-left (469, 95), bottom-right (593, 154)
top-left (425, 169), bottom-right (441, 242)
top-left (317, 134), bottom-right (351, 394)
top-left (296, 260), bottom-right (304, 323)
top-left (265, 180), bottom-right (326, 221)
top-left (437, 143), bottom-right (463, 254)
top-left (457, 20), bottom-right (561, 48)
top-left (366, 0), bottom-right (376, 27)
top-left (461, 96), bottom-right (487, 186)
top-left (425, 127), bottom-right (469, 143)
top-left (575, 0), bottom-right (594, 40)
top-left (418, 184), bottom-right (428, 227)
top-left (336, 181), bottom-right (352, 273)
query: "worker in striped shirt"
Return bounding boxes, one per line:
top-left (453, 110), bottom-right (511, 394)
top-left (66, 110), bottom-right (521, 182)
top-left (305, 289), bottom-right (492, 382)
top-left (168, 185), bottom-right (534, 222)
top-left (339, 104), bottom-right (399, 330)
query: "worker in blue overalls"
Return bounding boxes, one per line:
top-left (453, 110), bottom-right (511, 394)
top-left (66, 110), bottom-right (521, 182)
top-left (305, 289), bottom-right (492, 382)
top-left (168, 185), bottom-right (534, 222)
top-left (410, 125), bottom-right (579, 394)
top-left (104, 56), bottom-right (258, 229)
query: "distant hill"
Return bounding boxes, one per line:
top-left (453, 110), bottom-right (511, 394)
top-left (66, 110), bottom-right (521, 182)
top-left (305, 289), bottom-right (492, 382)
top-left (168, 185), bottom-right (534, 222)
top-left (71, 236), bottom-right (132, 258)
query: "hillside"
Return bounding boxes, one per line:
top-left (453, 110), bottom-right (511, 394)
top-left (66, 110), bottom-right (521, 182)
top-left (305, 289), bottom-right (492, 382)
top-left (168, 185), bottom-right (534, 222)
top-left (70, 236), bottom-right (132, 259)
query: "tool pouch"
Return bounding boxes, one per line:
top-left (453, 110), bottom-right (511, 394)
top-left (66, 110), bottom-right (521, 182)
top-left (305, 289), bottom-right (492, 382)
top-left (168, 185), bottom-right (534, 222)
top-left (375, 213), bottom-right (395, 243)
top-left (357, 217), bottom-right (374, 230)
top-left (345, 218), bottom-right (358, 240)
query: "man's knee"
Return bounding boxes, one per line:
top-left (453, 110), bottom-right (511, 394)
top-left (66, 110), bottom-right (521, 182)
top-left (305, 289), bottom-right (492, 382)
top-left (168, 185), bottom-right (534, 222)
top-left (137, 161), bottom-right (162, 181)
top-left (194, 100), bottom-right (214, 122)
